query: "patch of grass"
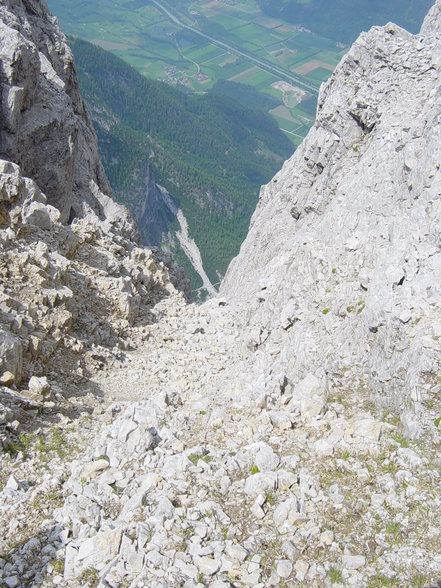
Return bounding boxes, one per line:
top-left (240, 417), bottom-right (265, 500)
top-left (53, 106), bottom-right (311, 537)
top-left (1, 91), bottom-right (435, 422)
top-left (380, 462), bottom-right (397, 475)
top-left (434, 416), bottom-right (441, 428)
top-left (391, 432), bottom-right (410, 448)
top-left (199, 410), bottom-right (207, 415)
top-left (385, 521), bottom-right (401, 541)
top-left (202, 455), bottom-right (213, 464)
top-left (52, 558), bottom-right (64, 574)
top-left (368, 574), bottom-right (396, 587)
top-left (249, 464), bottom-right (260, 475)
top-left (188, 453), bottom-right (201, 466)
top-left (79, 568), bottom-right (99, 587)
top-left (340, 449), bottom-right (351, 461)
top-left (346, 305), bottom-right (354, 313)
top-left (412, 573), bottom-right (427, 588)
top-left (322, 307), bottom-right (331, 315)
top-left (332, 267), bottom-right (337, 274)
top-left (328, 566), bottom-right (343, 583)
top-left (265, 492), bottom-right (275, 506)
top-left (3, 439), bottom-right (22, 457)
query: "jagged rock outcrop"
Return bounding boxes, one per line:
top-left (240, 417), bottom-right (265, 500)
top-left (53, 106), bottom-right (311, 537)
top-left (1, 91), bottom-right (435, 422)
top-left (0, 0), bottom-right (189, 438)
top-left (0, 0), bottom-right (136, 236)
top-left (222, 5), bottom-right (441, 429)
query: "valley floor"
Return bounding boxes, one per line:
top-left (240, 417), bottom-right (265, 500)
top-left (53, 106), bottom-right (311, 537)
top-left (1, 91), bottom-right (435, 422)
top-left (1, 295), bottom-right (440, 588)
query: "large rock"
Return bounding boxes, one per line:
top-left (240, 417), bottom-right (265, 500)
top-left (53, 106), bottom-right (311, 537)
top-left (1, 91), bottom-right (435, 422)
top-left (0, 329), bottom-right (22, 384)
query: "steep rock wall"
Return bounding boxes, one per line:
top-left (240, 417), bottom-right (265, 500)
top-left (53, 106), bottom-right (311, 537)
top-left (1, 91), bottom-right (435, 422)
top-left (0, 1), bottom-right (189, 411)
top-left (0, 0), bottom-right (135, 237)
top-left (221, 3), bottom-right (441, 421)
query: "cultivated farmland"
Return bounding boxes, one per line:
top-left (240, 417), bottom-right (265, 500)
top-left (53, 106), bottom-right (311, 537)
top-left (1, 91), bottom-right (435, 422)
top-left (48, 0), bottom-right (347, 144)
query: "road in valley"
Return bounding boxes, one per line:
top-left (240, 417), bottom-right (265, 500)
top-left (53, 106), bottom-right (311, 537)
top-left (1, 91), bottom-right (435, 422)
top-left (150, 0), bottom-right (319, 95)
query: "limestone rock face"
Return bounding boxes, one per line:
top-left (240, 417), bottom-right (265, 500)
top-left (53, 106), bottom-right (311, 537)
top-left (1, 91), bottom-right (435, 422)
top-left (0, 159), bottom-right (188, 388)
top-left (0, 1), bottom-right (189, 412)
top-left (221, 2), bottom-right (441, 413)
top-left (0, 0), bottom-right (135, 237)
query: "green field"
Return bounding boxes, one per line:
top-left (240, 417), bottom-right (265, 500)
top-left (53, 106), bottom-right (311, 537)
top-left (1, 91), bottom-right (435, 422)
top-left (47, 0), bottom-right (347, 144)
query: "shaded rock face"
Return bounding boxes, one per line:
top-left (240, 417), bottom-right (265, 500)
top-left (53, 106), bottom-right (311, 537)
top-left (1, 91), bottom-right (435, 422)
top-left (0, 0), bottom-right (135, 238)
top-left (0, 2), bottom-right (189, 398)
top-left (0, 158), bottom-right (187, 389)
top-left (221, 3), bottom-right (441, 413)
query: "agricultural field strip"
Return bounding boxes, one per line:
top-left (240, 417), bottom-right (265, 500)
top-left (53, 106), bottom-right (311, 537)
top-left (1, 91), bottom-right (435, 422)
top-left (150, 0), bottom-right (319, 95)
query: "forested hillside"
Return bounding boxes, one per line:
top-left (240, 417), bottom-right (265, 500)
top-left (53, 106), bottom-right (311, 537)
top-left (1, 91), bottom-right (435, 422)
top-left (71, 38), bottom-right (293, 292)
top-left (257, 0), bottom-right (432, 43)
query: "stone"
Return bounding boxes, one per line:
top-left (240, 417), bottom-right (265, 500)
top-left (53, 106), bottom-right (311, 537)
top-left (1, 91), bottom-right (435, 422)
top-left (0, 371), bottom-right (15, 386)
top-left (342, 555), bottom-right (366, 570)
top-left (0, 330), bottom-right (22, 384)
top-left (5, 475), bottom-right (20, 491)
top-left (77, 528), bottom-right (122, 570)
top-left (196, 556), bottom-right (221, 576)
top-left (294, 560), bottom-right (309, 581)
top-left (255, 445), bottom-right (280, 472)
top-left (293, 374), bottom-right (327, 419)
top-left (28, 376), bottom-right (51, 398)
top-left (277, 560), bottom-right (293, 579)
top-left (251, 499), bottom-right (266, 520)
top-left (79, 459), bottom-right (110, 480)
top-left (319, 530), bottom-right (334, 547)
top-left (352, 418), bottom-right (382, 442)
top-left (22, 201), bottom-right (51, 230)
top-left (244, 472), bottom-right (277, 497)
top-left (226, 545), bottom-right (248, 563)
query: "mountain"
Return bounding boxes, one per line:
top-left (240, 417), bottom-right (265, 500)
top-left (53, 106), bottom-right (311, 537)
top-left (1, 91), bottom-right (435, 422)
top-left (222, 0), bottom-right (441, 429)
top-left (1, 1), bottom-right (441, 587)
top-left (69, 38), bottom-right (294, 296)
top-left (257, 0), bottom-right (433, 43)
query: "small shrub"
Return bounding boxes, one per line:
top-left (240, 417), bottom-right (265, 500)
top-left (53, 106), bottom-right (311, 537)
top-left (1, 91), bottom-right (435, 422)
top-left (322, 307), bottom-right (330, 315)
top-left (434, 416), bottom-right (441, 428)
top-left (328, 566), bottom-right (343, 583)
top-left (249, 464), bottom-right (260, 475)
top-left (188, 453), bottom-right (201, 466)
top-left (385, 521), bottom-right (400, 540)
top-left (391, 432), bottom-right (410, 448)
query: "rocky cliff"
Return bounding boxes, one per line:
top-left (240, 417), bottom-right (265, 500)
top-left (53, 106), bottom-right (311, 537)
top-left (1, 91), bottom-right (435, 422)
top-left (0, 0), bottom-right (137, 235)
top-left (222, 6), bottom-right (441, 435)
top-left (1, 1), bottom-right (441, 587)
top-left (0, 0), bottom-right (188, 433)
